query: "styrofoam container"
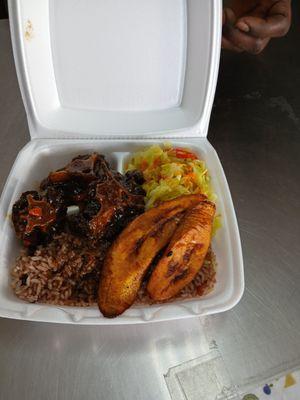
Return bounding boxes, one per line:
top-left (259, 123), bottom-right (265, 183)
top-left (0, 0), bottom-right (244, 324)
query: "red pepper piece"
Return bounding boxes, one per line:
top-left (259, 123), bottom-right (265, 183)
top-left (169, 148), bottom-right (198, 160)
top-left (140, 160), bottom-right (148, 171)
top-left (28, 207), bottom-right (42, 217)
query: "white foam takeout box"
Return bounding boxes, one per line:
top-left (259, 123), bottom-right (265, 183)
top-left (0, 0), bottom-right (244, 324)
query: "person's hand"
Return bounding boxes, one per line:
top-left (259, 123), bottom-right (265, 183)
top-left (222, 0), bottom-right (292, 54)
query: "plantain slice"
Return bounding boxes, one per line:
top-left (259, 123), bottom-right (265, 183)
top-left (98, 194), bottom-right (205, 317)
top-left (147, 200), bottom-right (215, 301)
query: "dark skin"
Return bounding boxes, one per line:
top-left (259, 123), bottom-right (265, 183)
top-left (222, 0), bottom-right (292, 54)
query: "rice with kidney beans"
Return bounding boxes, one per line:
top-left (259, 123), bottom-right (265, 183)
top-left (11, 233), bottom-right (217, 307)
top-left (11, 233), bottom-right (109, 306)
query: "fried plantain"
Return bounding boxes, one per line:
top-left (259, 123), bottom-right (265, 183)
top-left (147, 200), bottom-right (215, 301)
top-left (98, 194), bottom-right (205, 317)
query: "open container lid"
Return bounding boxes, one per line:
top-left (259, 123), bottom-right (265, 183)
top-left (9, 0), bottom-right (222, 139)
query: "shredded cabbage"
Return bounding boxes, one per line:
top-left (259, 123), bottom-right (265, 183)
top-left (126, 144), bottom-right (221, 234)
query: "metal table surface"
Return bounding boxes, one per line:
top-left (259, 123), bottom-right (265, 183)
top-left (0, 7), bottom-right (299, 399)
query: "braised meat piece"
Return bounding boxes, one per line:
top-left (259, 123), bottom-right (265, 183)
top-left (40, 153), bottom-right (109, 205)
top-left (41, 153), bottom-right (107, 186)
top-left (44, 179), bottom-right (88, 207)
top-left (12, 153), bottom-right (145, 248)
top-left (39, 153), bottom-right (145, 208)
top-left (12, 191), bottom-right (66, 248)
top-left (88, 178), bottom-right (145, 239)
top-left (68, 166), bottom-right (145, 241)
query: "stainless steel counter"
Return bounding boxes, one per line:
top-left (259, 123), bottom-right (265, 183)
top-left (0, 8), bottom-right (300, 399)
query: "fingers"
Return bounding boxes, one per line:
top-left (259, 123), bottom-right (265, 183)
top-left (221, 36), bottom-right (243, 52)
top-left (222, 8), bottom-right (244, 52)
top-left (267, 0), bottom-right (292, 36)
top-left (236, 15), bottom-right (290, 38)
top-left (224, 7), bottom-right (238, 26)
top-left (236, 0), bottom-right (292, 39)
top-left (222, 1), bottom-right (291, 54)
top-left (223, 21), bottom-right (270, 54)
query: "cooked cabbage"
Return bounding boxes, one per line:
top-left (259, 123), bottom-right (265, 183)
top-left (126, 144), bottom-right (221, 234)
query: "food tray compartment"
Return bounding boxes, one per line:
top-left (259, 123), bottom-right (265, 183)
top-left (0, 138), bottom-right (244, 324)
